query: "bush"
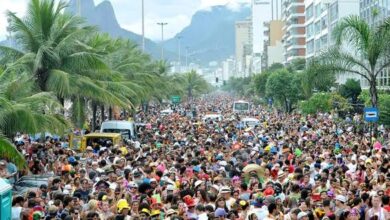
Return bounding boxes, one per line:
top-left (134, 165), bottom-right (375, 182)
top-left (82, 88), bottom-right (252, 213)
top-left (359, 91), bottom-right (390, 126)
top-left (300, 93), bottom-right (351, 115)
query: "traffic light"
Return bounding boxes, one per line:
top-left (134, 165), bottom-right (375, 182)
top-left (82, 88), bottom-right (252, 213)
top-left (216, 77), bottom-right (219, 83)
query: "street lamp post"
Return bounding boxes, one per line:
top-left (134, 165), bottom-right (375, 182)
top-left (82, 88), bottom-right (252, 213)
top-left (141, 0), bottom-right (145, 52)
top-left (177, 36), bottom-right (182, 65)
top-left (157, 22), bottom-right (168, 60)
top-left (185, 46), bottom-right (189, 69)
top-left (177, 36), bottom-right (183, 72)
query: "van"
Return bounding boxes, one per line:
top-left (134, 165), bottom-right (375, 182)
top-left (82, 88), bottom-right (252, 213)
top-left (100, 120), bottom-right (135, 140)
top-left (240, 117), bottom-right (260, 128)
top-left (80, 133), bottom-right (122, 151)
top-left (233, 100), bottom-right (250, 113)
top-left (202, 113), bottom-right (223, 122)
top-left (160, 109), bottom-right (173, 116)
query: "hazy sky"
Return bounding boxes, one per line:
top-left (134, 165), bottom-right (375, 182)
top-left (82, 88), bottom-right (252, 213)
top-left (0, 0), bottom-right (251, 41)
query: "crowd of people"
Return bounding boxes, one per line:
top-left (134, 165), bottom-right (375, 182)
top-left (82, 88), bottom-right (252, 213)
top-left (5, 95), bottom-right (390, 220)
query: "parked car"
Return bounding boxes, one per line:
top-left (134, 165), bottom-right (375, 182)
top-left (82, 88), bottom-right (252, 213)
top-left (13, 174), bottom-right (57, 196)
top-left (240, 117), bottom-right (260, 128)
top-left (202, 113), bottom-right (223, 122)
top-left (160, 109), bottom-right (173, 116)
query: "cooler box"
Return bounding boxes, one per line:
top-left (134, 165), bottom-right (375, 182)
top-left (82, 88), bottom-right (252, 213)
top-left (0, 178), bottom-right (12, 220)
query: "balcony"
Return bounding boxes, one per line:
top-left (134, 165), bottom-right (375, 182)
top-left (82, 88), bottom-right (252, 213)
top-left (286, 1), bottom-right (305, 11)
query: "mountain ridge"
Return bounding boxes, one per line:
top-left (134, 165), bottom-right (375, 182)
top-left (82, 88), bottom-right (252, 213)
top-left (164, 5), bottom-right (251, 64)
top-left (66, 0), bottom-right (172, 59)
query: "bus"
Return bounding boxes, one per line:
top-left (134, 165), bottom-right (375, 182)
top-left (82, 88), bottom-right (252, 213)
top-left (233, 100), bottom-right (250, 113)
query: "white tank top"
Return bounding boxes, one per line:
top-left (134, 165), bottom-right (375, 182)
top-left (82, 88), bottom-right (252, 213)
top-left (368, 208), bottom-right (386, 220)
top-left (11, 207), bottom-right (22, 220)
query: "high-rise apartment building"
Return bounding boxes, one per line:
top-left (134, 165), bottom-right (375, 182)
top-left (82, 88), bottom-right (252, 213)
top-left (235, 19), bottom-right (253, 77)
top-left (252, 0), bottom-right (272, 55)
top-left (305, 0), bottom-right (359, 61)
top-left (263, 20), bottom-right (285, 69)
top-left (281, 0), bottom-right (306, 64)
top-left (360, 0), bottom-right (390, 27)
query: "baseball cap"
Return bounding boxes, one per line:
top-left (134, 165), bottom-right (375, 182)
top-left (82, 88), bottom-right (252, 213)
top-left (297, 212), bottom-right (308, 219)
top-left (335, 195), bottom-right (347, 203)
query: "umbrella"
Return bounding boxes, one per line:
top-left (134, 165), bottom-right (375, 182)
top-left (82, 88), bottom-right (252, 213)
top-left (243, 164), bottom-right (265, 177)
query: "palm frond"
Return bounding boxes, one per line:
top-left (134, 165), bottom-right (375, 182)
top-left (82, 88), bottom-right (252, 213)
top-left (0, 135), bottom-right (27, 169)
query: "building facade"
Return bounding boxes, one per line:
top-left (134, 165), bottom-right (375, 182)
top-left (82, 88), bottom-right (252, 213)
top-left (252, 0), bottom-right (272, 54)
top-left (281, 0), bottom-right (306, 64)
top-left (360, 0), bottom-right (390, 27)
top-left (305, 0), bottom-right (360, 61)
top-left (235, 19), bottom-right (253, 77)
top-left (268, 20), bottom-right (285, 66)
top-left (262, 20), bottom-right (285, 69)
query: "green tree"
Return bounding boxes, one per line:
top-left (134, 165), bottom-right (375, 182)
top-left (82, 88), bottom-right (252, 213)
top-left (0, 70), bottom-right (69, 169)
top-left (339, 79), bottom-right (362, 103)
top-left (268, 63), bottom-right (284, 72)
top-left (301, 60), bottom-right (335, 98)
top-left (359, 91), bottom-right (390, 126)
top-left (379, 94), bottom-right (390, 126)
top-left (252, 72), bottom-right (270, 97)
top-left (181, 70), bottom-right (210, 100)
top-left (320, 16), bottom-right (390, 108)
top-left (300, 93), bottom-right (333, 114)
top-left (300, 93), bottom-right (351, 115)
top-left (287, 58), bottom-right (306, 72)
top-left (0, 0), bottom-right (127, 111)
top-left (222, 77), bottom-right (252, 96)
top-left (266, 69), bottom-right (299, 112)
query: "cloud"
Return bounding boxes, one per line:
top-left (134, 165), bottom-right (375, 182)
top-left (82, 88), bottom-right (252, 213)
top-left (200, 0), bottom-right (251, 11)
top-left (0, 0), bottom-right (27, 40)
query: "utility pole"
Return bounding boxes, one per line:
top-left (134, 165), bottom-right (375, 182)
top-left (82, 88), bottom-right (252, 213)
top-left (177, 36), bottom-right (182, 65)
top-left (141, 0), bottom-right (145, 52)
top-left (157, 22), bottom-right (168, 60)
top-left (185, 46), bottom-right (189, 69)
top-left (77, 0), bottom-right (81, 16)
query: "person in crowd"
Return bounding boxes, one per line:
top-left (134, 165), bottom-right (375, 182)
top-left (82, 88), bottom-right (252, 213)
top-left (6, 95), bottom-right (389, 220)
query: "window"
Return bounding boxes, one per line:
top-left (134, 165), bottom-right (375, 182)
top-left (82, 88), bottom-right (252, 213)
top-left (307, 40), bottom-right (314, 54)
top-left (321, 17), bottom-right (327, 30)
top-left (315, 21), bottom-right (321, 34)
top-left (306, 4), bottom-right (313, 19)
top-left (329, 2), bottom-right (338, 22)
top-left (315, 39), bottom-right (321, 52)
top-left (315, 3), bottom-right (321, 17)
top-left (307, 23), bottom-right (314, 38)
top-left (321, 35), bottom-right (328, 48)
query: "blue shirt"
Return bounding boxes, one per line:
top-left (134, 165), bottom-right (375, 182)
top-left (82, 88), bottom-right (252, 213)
top-left (7, 163), bottom-right (17, 174)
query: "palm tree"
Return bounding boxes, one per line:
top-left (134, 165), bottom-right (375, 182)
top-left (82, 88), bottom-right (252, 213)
top-left (181, 70), bottom-right (210, 100)
top-left (0, 70), bottom-right (69, 169)
top-left (321, 16), bottom-right (390, 107)
top-left (0, 0), bottom-right (126, 109)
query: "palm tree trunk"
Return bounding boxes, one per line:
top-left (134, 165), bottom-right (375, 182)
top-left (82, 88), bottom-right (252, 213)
top-left (284, 98), bottom-right (288, 112)
top-left (100, 105), bottom-right (105, 123)
top-left (109, 107), bottom-right (113, 120)
top-left (369, 76), bottom-right (379, 137)
top-left (369, 77), bottom-right (378, 107)
top-left (59, 97), bottom-right (65, 115)
top-left (92, 102), bottom-right (97, 132)
top-left (188, 88), bottom-right (193, 101)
